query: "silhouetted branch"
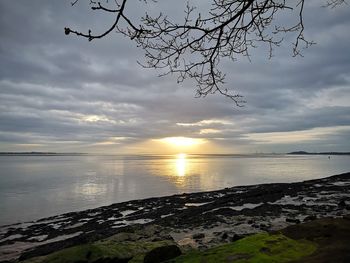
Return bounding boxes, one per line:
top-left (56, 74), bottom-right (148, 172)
top-left (65, 0), bottom-right (346, 106)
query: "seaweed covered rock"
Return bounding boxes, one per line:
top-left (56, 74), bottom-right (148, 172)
top-left (22, 239), bottom-right (176, 263)
top-left (280, 217), bottom-right (350, 263)
top-left (143, 245), bottom-right (181, 263)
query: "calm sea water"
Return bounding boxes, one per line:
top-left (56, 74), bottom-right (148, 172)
top-left (0, 154), bottom-right (349, 225)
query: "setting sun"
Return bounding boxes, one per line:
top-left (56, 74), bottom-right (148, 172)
top-left (158, 137), bottom-right (206, 147)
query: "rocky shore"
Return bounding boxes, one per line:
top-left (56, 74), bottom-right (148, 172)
top-left (1, 172), bottom-right (349, 262)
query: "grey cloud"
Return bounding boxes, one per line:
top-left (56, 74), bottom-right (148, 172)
top-left (0, 1), bottom-right (349, 153)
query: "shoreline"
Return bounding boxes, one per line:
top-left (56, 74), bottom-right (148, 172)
top-left (1, 172), bottom-right (349, 262)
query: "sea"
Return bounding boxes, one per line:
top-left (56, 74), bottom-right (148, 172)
top-left (0, 153), bottom-right (349, 226)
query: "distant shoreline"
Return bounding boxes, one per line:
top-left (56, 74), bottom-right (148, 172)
top-left (0, 152), bottom-right (87, 156)
top-left (288, 151), bottom-right (350, 155)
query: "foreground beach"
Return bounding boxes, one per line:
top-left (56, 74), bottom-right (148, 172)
top-left (1, 172), bottom-right (349, 262)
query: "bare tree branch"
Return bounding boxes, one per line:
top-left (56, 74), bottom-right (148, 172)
top-left (65, 0), bottom-right (346, 106)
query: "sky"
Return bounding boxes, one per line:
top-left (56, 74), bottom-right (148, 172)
top-left (0, 0), bottom-right (349, 154)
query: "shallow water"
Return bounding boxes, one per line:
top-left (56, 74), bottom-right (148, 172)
top-left (0, 154), bottom-right (349, 225)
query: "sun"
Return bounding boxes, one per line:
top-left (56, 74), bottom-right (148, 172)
top-left (158, 137), bottom-right (205, 147)
top-left (152, 136), bottom-right (207, 153)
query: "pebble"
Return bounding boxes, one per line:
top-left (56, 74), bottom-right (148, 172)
top-left (192, 233), bottom-right (205, 239)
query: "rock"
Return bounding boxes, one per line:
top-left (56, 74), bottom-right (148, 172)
top-left (143, 245), bottom-right (181, 263)
top-left (339, 200), bottom-right (347, 207)
top-left (259, 223), bottom-right (269, 230)
top-left (93, 257), bottom-right (131, 263)
top-left (110, 232), bottom-right (139, 242)
top-left (192, 233), bottom-right (205, 239)
top-left (260, 246), bottom-right (271, 254)
top-left (226, 253), bottom-right (252, 261)
top-left (286, 218), bottom-right (301, 224)
top-left (151, 237), bottom-right (163, 242)
top-left (304, 215), bottom-right (317, 222)
top-left (197, 244), bottom-right (207, 250)
top-left (229, 234), bottom-right (243, 242)
top-left (221, 232), bottom-right (228, 240)
top-left (339, 199), bottom-right (350, 210)
top-left (151, 234), bottom-right (173, 242)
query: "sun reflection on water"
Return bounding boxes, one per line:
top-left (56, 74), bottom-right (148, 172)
top-left (175, 153), bottom-right (187, 177)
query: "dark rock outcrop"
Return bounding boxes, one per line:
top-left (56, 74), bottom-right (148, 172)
top-left (143, 245), bottom-right (181, 263)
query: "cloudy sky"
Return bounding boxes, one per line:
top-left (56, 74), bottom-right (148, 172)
top-left (0, 0), bottom-right (349, 154)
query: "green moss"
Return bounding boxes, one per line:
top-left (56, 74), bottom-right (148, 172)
top-left (23, 240), bottom-right (174, 263)
top-left (171, 232), bottom-right (317, 263)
